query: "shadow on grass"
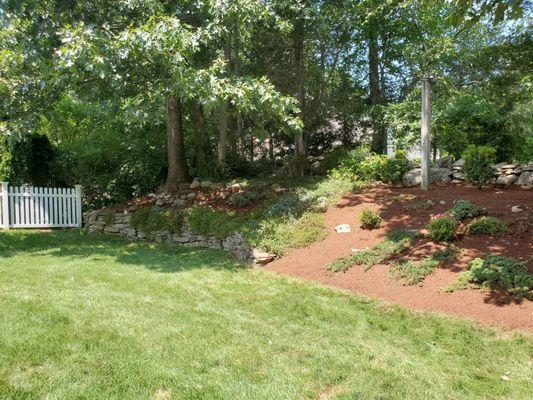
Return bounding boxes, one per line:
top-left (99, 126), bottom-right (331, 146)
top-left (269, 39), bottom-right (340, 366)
top-left (0, 230), bottom-right (243, 274)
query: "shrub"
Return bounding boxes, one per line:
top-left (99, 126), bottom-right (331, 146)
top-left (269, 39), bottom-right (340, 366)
top-left (130, 207), bottom-right (184, 235)
top-left (228, 191), bottom-right (262, 207)
top-left (469, 255), bottom-right (532, 300)
top-left (448, 200), bottom-right (481, 221)
top-left (468, 217), bottom-right (508, 236)
top-left (462, 145), bottom-right (497, 188)
top-left (380, 150), bottom-right (412, 184)
top-left (427, 214), bottom-right (457, 243)
top-left (186, 206), bottom-right (241, 239)
top-left (265, 194), bottom-right (302, 217)
top-left (359, 208), bottom-right (382, 230)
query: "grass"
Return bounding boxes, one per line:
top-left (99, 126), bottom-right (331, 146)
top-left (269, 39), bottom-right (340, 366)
top-left (327, 229), bottom-right (418, 272)
top-left (1, 230), bottom-right (532, 399)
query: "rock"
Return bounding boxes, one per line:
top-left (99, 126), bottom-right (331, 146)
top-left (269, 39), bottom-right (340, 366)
top-left (452, 172), bottom-right (465, 180)
top-left (496, 174), bottom-right (518, 186)
top-left (172, 199), bottom-right (186, 207)
top-left (200, 180), bottom-right (212, 189)
top-left (155, 199), bottom-right (164, 206)
top-left (436, 155), bottom-right (454, 169)
top-left (492, 162), bottom-right (506, 171)
top-left (335, 224), bottom-right (351, 233)
top-left (316, 197), bottom-right (328, 211)
top-left (522, 164), bottom-right (533, 171)
top-left (178, 183), bottom-right (190, 190)
top-left (310, 160), bottom-right (322, 173)
top-left (516, 171), bottom-right (533, 187)
top-left (190, 180), bottom-right (201, 189)
top-left (187, 192), bottom-right (196, 200)
top-left (453, 158), bottom-right (465, 168)
top-left (511, 205), bottom-right (523, 213)
top-left (402, 167), bottom-right (452, 187)
top-left (210, 182), bottom-right (223, 190)
top-left (252, 248), bottom-right (275, 265)
top-left (439, 200), bottom-right (447, 205)
top-left (501, 164), bottom-right (518, 169)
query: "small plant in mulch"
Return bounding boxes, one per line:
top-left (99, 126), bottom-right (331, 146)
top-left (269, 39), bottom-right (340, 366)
top-left (390, 245), bottom-right (461, 286)
top-left (467, 216), bottom-right (508, 236)
top-left (359, 208), bottom-right (382, 230)
top-left (448, 200), bottom-right (482, 221)
top-left (444, 254), bottom-right (532, 300)
top-left (404, 199), bottom-right (435, 211)
top-left (427, 214), bottom-right (457, 243)
top-left (327, 229), bottom-right (417, 273)
top-left (228, 190), bottom-right (263, 208)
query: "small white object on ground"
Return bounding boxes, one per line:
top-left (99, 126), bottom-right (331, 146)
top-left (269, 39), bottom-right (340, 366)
top-left (335, 224), bottom-right (351, 233)
top-left (511, 206), bottom-right (523, 213)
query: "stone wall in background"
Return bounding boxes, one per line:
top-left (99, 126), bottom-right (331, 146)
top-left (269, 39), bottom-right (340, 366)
top-left (83, 211), bottom-right (275, 266)
top-left (403, 158), bottom-right (533, 187)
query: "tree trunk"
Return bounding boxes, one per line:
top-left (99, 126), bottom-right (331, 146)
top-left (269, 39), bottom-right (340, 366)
top-left (293, 5), bottom-right (307, 175)
top-left (191, 102), bottom-right (207, 172)
top-left (421, 78), bottom-right (432, 191)
top-left (369, 27), bottom-right (386, 154)
top-left (165, 95), bottom-right (189, 192)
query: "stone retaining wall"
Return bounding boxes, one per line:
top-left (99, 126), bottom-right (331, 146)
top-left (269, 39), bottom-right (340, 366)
top-left (83, 211), bottom-right (274, 266)
top-left (403, 158), bottom-right (533, 187)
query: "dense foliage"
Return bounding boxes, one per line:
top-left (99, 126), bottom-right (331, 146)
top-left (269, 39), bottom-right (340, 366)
top-left (1, 1), bottom-right (531, 204)
top-left (462, 145), bottom-right (497, 188)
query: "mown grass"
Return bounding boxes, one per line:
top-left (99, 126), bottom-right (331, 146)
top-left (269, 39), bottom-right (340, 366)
top-left (0, 230), bottom-right (532, 399)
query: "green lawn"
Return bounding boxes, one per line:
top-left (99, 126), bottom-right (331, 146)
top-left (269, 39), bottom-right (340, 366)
top-left (0, 231), bottom-right (531, 399)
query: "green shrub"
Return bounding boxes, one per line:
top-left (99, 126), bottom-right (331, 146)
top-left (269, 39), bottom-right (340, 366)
top-left (448, 200), bottom-right (481, 221)
top-left (186, 206), bottom-right (241, 239)
top-left (228, 191), bottom-right (262, 207)
top-left (265, 194), bottom-right (302, 217)
top-left (130, 207), bottom-right (184, 235)
top-left (380, 150), bottom-right (412, 184)
top-left (462, 145), bottom-right (497, 188)
top-left (432, 245), bottom-right (461, 263)
top-left (427, 215), bottom-right (457, 243)
top-left (469, 255), bottom-right (532, 300)
top-left (359, 208), bottom-right (382, 230)
top-left (468, 217), bottom-right (508, 236)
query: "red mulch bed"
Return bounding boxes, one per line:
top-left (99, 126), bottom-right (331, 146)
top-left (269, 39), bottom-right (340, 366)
top-left (266, 184), bottom-right (533, 330)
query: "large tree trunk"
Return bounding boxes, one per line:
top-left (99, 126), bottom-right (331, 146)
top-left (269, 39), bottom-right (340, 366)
top-left (165, 95), bottom-right (189, 192)
top-left (293, 5), bottom-right (307, 175)
top-left (368, 28), bottom-right (386, 154)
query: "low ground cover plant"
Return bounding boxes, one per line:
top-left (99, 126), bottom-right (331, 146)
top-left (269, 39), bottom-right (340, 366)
top-left (448, 200), bottom-right (482, 220)
top-left (467, 216), bottom-right (508, 236)
top-left (427, 214), bottom-right (457, 243)
top-left (130, 207), bottom-right (184, 235)
top-left (462, 145), bottom-right (497, 188)
top-left (327, 229), bottom-right (417, 272)
top-left (359, 208), bottom-right (382, 230)
top-left (445, 254), bottom-right (532, 300)
top-left (391, 245), bottom-right (461, 285)
top-left (228, 190), bottom-right (263, 207)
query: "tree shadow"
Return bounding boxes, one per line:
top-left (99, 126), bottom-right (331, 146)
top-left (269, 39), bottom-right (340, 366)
top-left (0, 230), bottom-right (243, 274)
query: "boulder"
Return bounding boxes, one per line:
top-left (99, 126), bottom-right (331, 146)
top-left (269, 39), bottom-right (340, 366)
top-left (436, 155), bottom-right (454, 169)
top-left (252, 248), bottom-right (275, 265)
top-left (453, 158), bottom-right (465, 168)
top-left (516, 171), bottom-right (533, 187)
top-left (209, 182), bottom-right (223, 190)
top-left (190, 180), bottom-right (201, 189)
top-left (316, 196), bottom-right (328, 211)
top-left (496, 174), bottom-right (518, 186)
top-left (200, 180), bottom-right (212, 189)
top-left (172, 199), bottom-right (186, 207)
top-left (452, 172), bottom-right (465, 180)
top-left (402, 167), bottom-right (452, 187)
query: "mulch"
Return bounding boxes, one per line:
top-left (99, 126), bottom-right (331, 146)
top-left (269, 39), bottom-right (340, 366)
top-left (266, 183), bottom-right (533, 330)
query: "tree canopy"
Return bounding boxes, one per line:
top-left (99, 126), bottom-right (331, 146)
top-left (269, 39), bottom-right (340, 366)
top-left (1, 0), bottom-right (530, 202)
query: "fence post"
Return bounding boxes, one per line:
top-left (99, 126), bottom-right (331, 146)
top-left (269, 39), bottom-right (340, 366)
top-left (75, 185), bottom-right (82, 227)
top-left (1, 182), bottom-right (9, 229)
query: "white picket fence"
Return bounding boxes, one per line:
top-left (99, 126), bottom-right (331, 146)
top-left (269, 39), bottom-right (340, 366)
top-left (0, 183), bottom-right (82, 229)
